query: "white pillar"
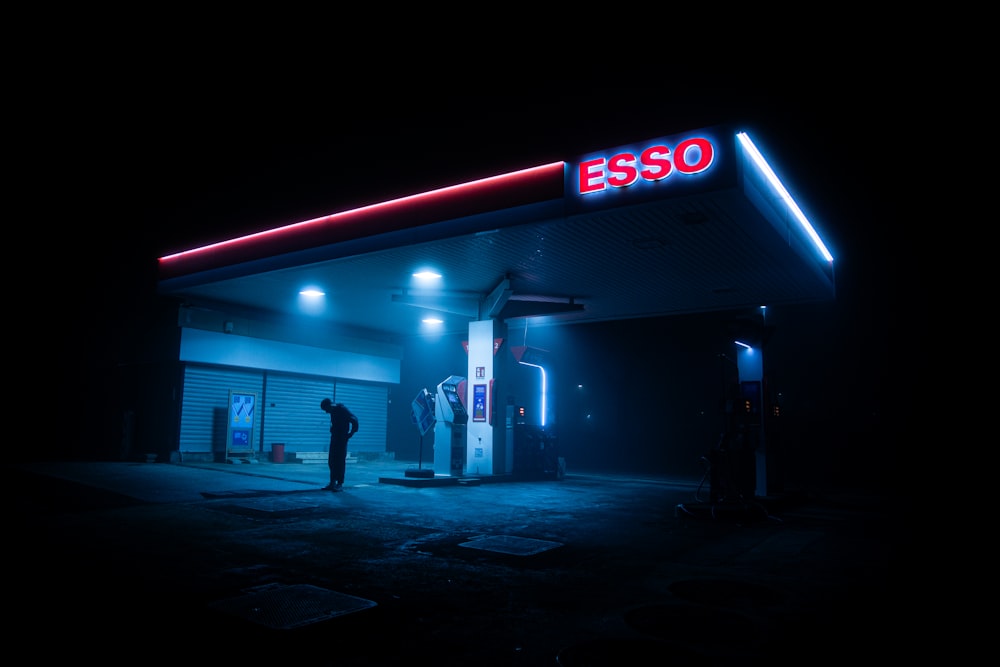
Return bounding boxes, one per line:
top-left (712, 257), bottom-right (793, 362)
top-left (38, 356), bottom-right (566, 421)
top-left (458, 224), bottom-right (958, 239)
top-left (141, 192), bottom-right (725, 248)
top-left (465, 319), bottom-right (507, 475)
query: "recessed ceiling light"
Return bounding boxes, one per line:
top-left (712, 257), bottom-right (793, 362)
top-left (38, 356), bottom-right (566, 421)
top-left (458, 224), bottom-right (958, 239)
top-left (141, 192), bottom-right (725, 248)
top-left (299, 289), bottom-right (325, 296)
top-left (413, 271), bottom-right (442, 279)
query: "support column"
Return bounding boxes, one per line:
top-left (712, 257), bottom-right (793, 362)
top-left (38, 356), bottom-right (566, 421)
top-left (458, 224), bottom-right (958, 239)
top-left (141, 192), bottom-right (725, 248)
top-left (465, 319), bottom-right (508, 475)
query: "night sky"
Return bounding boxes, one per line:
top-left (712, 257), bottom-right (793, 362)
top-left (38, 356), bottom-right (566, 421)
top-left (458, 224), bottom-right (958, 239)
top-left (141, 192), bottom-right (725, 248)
top-left (44, 69), bottom-right (893, 488)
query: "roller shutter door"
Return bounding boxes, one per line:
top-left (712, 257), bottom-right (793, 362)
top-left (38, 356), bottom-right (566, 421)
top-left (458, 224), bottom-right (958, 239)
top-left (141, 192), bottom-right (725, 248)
top-left (179, 365), bottom-right (389, 458)
top-left (261, 375), bottom-right (335, 455)
top-left (179, 365), bottom-right (264, 454)
top-left (333, 383), bottom-right (388, 455)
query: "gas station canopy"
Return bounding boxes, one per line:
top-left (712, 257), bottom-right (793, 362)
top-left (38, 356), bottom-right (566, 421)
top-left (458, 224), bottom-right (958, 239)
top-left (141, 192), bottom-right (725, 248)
top-left (157, 125), bottom-right (835, 340)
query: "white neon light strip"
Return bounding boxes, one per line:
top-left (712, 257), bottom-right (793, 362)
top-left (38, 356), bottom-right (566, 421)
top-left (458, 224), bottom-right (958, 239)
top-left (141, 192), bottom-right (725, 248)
top-left (736, 132), bottom-right (834, 263)
top-left (519, 362), bottom-right (547, 428)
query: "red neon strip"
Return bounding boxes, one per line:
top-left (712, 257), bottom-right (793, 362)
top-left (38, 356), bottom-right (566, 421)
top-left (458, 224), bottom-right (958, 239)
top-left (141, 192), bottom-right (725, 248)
top-left (159, 162), bottom-right (565, 279)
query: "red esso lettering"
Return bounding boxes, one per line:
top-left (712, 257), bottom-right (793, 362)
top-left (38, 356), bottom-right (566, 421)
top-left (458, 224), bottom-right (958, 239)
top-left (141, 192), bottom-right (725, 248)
top-left (606, 152), bottom-right (639, 188)
top-left (579, 158), bottom-right (606, 194)
top-left (675, 137), bottom-right (713, 174)
top-left (577, 137), bottom-right (714, 195)
top-left (640, 145), bottom-right (672, 182)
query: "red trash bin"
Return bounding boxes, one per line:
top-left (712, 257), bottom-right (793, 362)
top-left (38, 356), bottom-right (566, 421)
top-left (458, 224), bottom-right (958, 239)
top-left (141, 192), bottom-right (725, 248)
top-left (271, 443), bottom-right (285, 463)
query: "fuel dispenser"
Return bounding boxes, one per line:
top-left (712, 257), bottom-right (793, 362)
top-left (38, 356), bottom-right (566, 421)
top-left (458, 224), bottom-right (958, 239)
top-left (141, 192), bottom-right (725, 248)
top-left (433, 375), bottom-right (468, 476)
top-left (510, 404), bottom-right (561, 480)
top-left (708, 379), bottom-right (760, 502)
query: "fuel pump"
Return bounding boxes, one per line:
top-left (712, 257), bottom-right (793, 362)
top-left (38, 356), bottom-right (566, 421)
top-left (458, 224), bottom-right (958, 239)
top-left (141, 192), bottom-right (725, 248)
top-left (510, 404), bottom-right (561, 480)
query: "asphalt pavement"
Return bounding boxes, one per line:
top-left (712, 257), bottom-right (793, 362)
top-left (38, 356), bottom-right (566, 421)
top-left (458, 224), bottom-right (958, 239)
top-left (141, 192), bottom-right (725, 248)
top-left (7, 457), bottom-right (895, 665)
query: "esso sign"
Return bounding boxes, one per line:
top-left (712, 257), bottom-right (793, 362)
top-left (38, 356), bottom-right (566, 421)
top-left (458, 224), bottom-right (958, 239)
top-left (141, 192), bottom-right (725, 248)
top-left (577, 136), bottom-right (715, 195)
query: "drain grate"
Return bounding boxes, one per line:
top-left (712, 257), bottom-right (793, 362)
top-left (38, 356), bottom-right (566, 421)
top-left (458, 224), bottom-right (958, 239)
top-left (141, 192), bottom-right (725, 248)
top-left (458, 535), bottom-right (563, 556)
top-left (208, 583), bottom-right (377, 629)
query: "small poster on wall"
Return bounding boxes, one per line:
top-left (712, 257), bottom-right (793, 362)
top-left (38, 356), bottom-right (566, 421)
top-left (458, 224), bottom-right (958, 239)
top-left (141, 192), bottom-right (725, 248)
top-left (227, 390), bottom-right (257, 461)
top-left (472, 383), bottom-right (487, 422)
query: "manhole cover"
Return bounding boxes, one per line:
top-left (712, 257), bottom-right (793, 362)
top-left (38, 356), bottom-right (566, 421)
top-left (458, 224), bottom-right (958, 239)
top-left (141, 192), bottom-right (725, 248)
top-left (208, 583), bottom-right (376, 629)
top-left (458, 535), bottom-right (563, 556)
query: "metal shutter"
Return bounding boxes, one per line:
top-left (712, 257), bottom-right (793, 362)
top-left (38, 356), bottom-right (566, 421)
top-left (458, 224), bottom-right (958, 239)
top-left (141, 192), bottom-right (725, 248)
top-left (260, 374), bottom-right (334, 455)
top-left (333, 382), bottom-right (388, 455)
top-left (179, 365), bottom-right (265, 454)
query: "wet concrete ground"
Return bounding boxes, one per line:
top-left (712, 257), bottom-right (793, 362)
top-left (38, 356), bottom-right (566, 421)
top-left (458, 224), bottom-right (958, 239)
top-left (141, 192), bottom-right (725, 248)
top-left (8, 459), bottom-right (894, 665)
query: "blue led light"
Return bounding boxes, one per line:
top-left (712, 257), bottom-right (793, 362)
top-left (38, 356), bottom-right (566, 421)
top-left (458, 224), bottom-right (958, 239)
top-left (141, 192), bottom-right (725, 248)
top-left (737, 132), bottom-right (834, 263)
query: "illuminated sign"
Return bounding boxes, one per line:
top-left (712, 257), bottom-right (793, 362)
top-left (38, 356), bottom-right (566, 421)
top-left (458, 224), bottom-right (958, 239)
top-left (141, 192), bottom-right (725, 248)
top-left (577, 136), bottom-right (716, 195)
top-left (410, 388), bottom-right (435, 436)
top-left (473, 384), bottom-right (487, 422)
top-left (226, 390), bottom-right (257, 460)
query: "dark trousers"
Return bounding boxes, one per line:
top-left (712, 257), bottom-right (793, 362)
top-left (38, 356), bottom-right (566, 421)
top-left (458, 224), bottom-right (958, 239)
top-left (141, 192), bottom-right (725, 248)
top-left (329, 436), bottom-right (348, 485)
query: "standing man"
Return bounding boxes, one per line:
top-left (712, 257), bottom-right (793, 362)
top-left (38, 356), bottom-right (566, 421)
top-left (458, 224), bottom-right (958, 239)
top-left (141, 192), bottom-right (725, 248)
top-left (321, 398), bottom-right (359, 492)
